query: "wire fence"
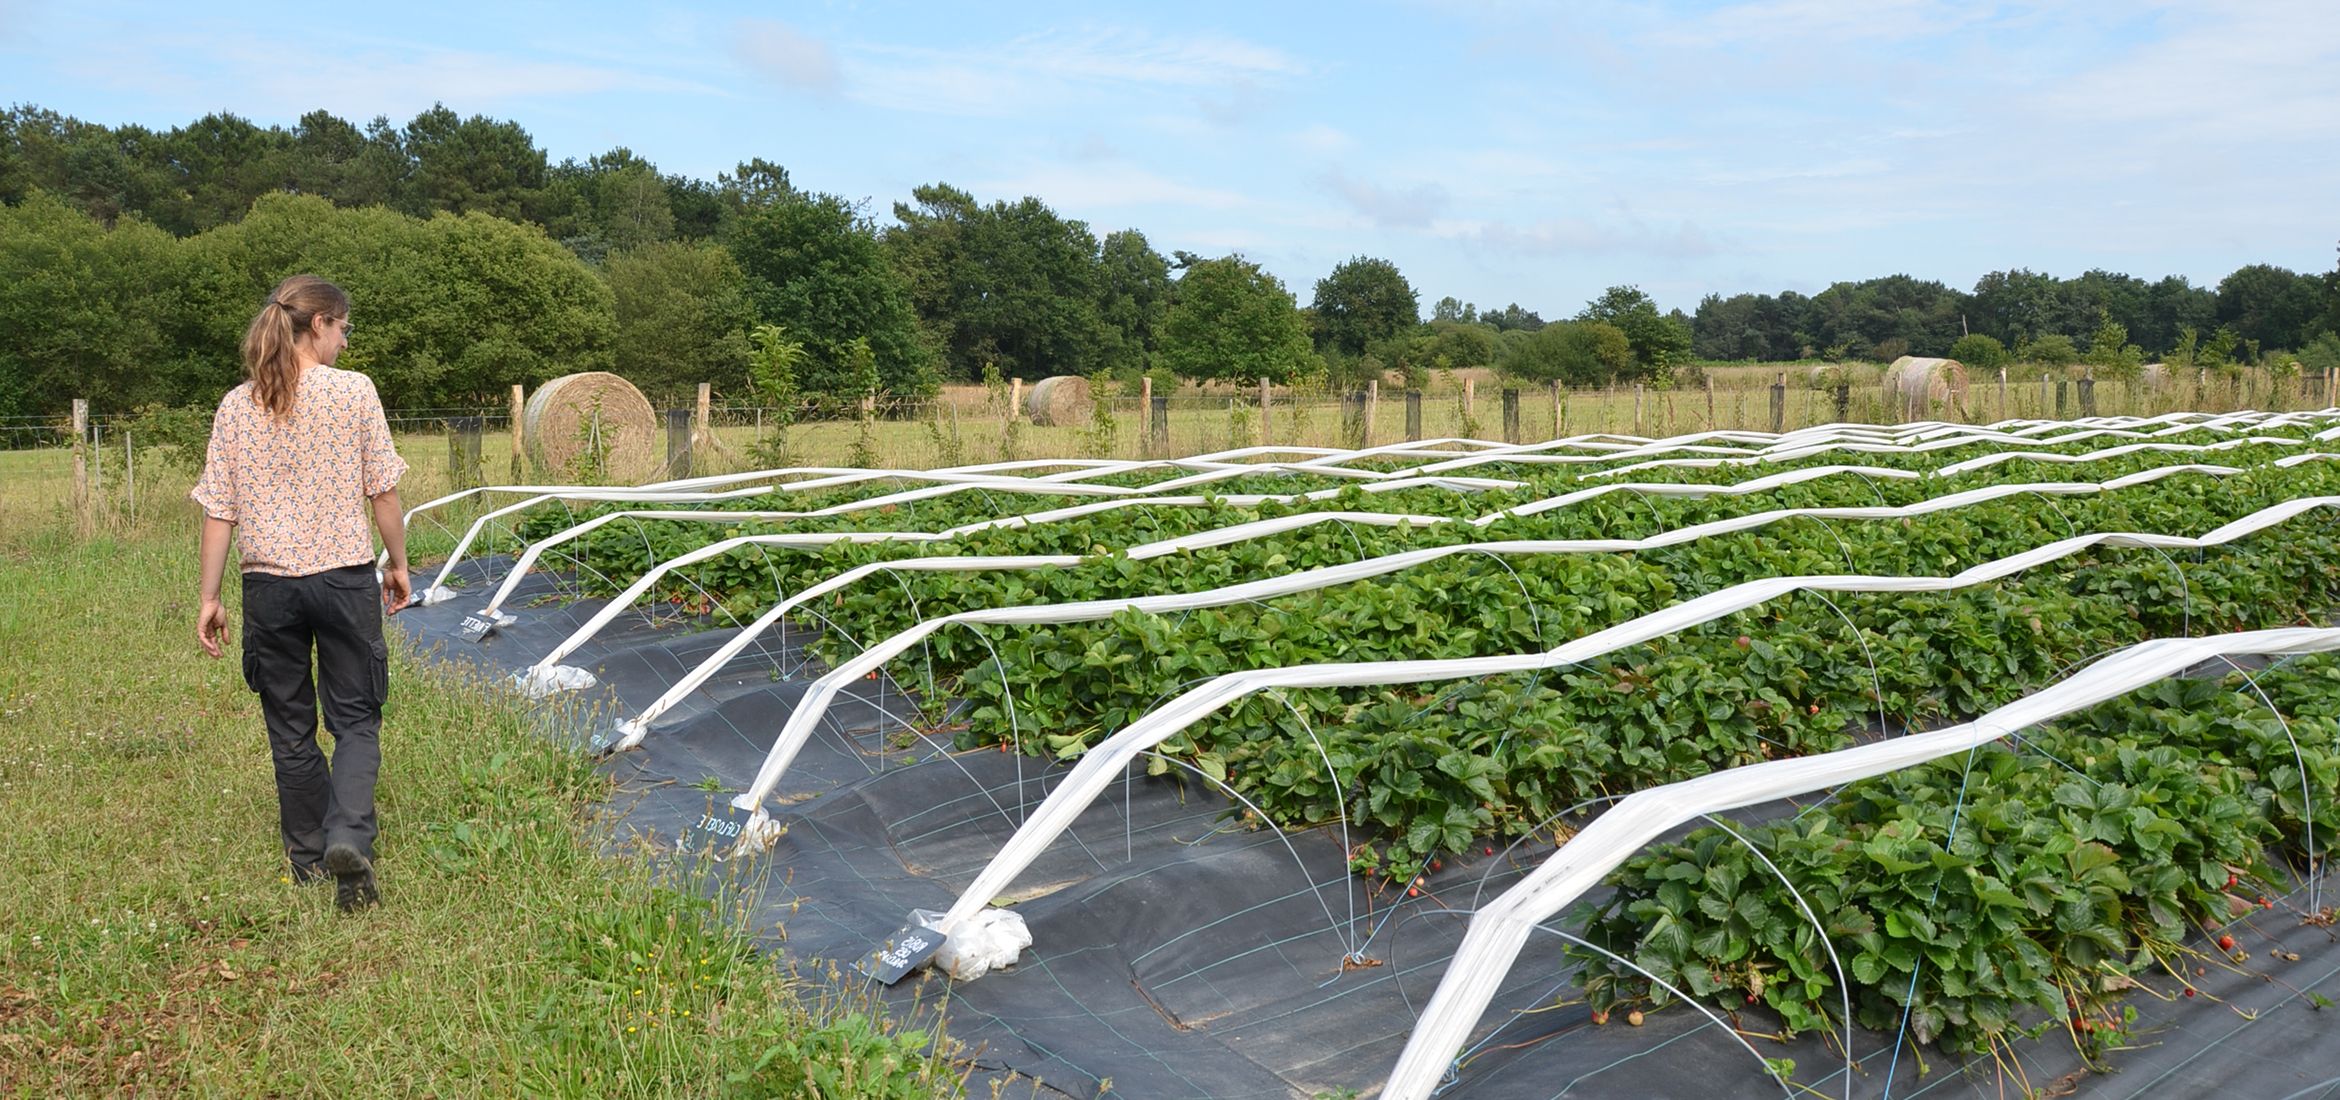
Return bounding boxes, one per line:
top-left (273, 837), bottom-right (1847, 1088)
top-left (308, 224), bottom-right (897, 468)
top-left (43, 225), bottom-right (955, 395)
top-left (6, 367), bottom-right (2333, 541)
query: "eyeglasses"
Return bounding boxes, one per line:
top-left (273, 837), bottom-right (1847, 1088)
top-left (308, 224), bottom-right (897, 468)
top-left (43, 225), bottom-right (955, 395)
top-left (339, 318), bottom-right (356, 337)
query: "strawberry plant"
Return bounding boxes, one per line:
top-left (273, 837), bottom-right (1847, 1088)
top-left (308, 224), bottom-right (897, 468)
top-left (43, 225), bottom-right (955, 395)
top-left (1572, 659), bottom-right (2340, 1060)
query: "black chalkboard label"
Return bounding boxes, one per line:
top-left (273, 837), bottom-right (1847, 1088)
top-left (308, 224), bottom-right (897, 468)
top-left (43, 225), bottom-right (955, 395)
top-left (679, 802), bottom-right (754, 857)
top-left (857, 923), bottom-right (948, 984)
top-left (456, 614), bottom-right (496, 643)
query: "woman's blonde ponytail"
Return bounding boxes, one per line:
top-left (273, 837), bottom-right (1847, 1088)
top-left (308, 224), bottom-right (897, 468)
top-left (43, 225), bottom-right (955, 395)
top-left (241, 275), bottom-right (349, 418)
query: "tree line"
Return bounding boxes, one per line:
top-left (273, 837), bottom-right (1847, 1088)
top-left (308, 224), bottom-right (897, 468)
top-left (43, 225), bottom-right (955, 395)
top-left (4, 103), bottom-right (2338, 421)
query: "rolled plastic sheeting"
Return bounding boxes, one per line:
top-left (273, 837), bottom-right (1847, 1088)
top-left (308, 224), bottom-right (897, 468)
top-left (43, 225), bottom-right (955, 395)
top-left (415, 485), bottom-right (775, 604)
top-left (732, 483), bottom-right (2340, 853)
top-left (477, 413), bottom-right (2332, 622)
top-left (485, 474), bottom-right (1520, 622)
top-left (924, 494), bottom-right (2340, 938)
top-left (593, 455), bottom-right (2334, 740)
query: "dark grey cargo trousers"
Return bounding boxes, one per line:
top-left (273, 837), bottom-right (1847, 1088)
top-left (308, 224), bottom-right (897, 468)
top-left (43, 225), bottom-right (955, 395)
top-left (240, 565), bottom-right (389, 874)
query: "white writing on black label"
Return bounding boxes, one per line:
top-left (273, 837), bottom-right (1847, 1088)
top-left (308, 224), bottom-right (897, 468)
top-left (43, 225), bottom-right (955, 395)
top-left (696, 814), bottom-right (742, 838)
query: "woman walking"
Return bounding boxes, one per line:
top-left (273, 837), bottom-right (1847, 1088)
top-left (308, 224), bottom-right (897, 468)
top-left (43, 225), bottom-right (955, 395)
top-left (192, 274), bottom-right (411, 913)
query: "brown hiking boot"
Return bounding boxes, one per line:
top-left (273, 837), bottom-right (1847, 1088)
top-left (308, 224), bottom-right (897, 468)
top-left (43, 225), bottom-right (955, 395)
top-left (324, 843), bottom-right (379, 913)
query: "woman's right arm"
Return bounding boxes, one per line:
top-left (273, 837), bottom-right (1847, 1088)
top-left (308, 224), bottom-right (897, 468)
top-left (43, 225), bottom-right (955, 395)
top-left (191, 401), bottom-right (239, 658)
top-left (197, 514), bottom-right (234, 658)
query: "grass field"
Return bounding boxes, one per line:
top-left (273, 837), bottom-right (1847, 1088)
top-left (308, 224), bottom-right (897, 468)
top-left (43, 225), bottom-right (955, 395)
top-left (6, 364), bottom-right (2302, 538)
top-left (0, 362), bottom-right (2313, 1095)
top-left (0, 457), bottom-right (964, 1097)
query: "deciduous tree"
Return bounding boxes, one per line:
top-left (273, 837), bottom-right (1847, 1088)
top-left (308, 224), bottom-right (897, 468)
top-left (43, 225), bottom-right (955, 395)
top-left (1159, 254), bottom-right (1316, 384)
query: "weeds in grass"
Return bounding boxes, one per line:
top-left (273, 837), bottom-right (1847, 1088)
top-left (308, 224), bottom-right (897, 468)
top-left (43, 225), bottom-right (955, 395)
top-left (0, 519), bottom-right (959, 1097)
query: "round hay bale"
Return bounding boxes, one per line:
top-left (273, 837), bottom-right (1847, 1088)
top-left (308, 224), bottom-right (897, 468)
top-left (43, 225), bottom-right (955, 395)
top-left (1883, 356), bottom-right (1969, 421)
top-left (523, 372), bottom-right (659, 483)
top-left (1024, 375), bottom-right (1092, 427)
top-left (1806, 363), bottom-right (1867, 390)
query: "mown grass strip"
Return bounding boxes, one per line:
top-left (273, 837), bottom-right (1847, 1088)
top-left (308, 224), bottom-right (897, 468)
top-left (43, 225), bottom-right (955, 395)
top-left (0, 518), bottom-right (960, 1098)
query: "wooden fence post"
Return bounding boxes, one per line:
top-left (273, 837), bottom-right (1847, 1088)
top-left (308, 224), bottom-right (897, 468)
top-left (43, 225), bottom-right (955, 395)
top-left (1768, 373), bottom-right (1785, 434)
top-left (1551, 381), bottom-right (1564, 437)
top-left (1139, 375), bottom-right (1154, 457)
top-left (1258, 377), bottom-right (1272, 448)
top-left (1501, 387), bottom-right (1520, 443)
top-left (1997, 367), bottom-right (2008, 423)
top-left (1704, 375), bottom-right (1716, 430)
top-left (1405, 389), bottom-right (1423, 441)
top-left (71, 398), bottom-right (91, 538)
top-left (1363, 379), bottom-right (1379, 448)
top-left (1463, 378), bottom-right (1477, 434)
top-left (695, 381), bottom-right (728, 459)
top-left (509, 384), bottom-right (527, 479)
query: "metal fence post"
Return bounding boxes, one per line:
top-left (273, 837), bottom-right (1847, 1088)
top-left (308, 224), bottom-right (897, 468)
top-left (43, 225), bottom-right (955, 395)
top-left (665, 408), bottom-right (692, 478)
top-left (1342, 388), bottom-right (1368, 448)
top-left (448, 415), bottom-right (484, 489)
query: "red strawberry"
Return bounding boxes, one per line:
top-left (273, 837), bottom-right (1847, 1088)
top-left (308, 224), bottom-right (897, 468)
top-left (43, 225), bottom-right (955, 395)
top-left (2217, 934), bottom-right (2236, 952)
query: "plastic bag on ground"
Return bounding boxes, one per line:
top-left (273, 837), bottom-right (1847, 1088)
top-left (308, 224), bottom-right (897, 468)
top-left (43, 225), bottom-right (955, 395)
top-left (514, 664), bottom-right (597, 697)
top-left (928, 907), bottom-right (1030, 981)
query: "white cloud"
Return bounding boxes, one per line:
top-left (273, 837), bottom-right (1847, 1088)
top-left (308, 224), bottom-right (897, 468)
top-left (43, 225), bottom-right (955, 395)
top-left (731, 19), bottom-right (841, 93)
top-left (1692, 156), bottom-right (1893, 187)
top-left (1321, 171), bottom-right (1449, 229)
top-left (839, 25), bottom-right (1305, 117)
top-left (975, 162), bottom-right (1256, 213)
top-left (1652, 0), bottom-right (1989, 50)
top-left (1292, 124), bottom-right (1355, 154)
top-left (1447, 213), bottom-right (1722, 259)
top-left (2025, 1), bottom-right (2340, 143)
top-left (55, 26), bottom-right (726, 123)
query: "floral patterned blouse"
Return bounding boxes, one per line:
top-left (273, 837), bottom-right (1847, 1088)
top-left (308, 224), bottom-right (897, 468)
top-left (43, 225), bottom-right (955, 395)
top-left (190, 366), bottom-right (408, 577)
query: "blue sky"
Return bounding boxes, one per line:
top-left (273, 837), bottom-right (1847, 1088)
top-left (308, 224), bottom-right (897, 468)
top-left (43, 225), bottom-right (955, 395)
top-left (7, 1), bottom-right (2338, 318)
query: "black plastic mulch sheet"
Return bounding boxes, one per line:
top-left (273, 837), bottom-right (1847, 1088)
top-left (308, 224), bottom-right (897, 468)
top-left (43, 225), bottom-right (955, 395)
top-left (393, 564), bottom-right (2340, 1099)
